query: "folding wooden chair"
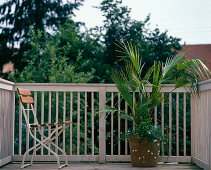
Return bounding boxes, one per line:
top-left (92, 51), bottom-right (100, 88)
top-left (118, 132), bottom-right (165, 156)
top-left (17, 88), bottom-right (71, 169)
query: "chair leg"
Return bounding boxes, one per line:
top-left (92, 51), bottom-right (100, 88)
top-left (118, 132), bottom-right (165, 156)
top-left (49, 141), bottom-right (68, 165)
top-left (21, 143), bottom-right (41, 168)
top-left (30, 148), bottom-right (36, 165)
top-left (38, 126), bottom-right (69, 167)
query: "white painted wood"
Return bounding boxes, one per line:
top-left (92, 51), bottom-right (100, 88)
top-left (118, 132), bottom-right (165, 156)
top-left (169, 92), bottom-right (172, 156)
top-left (91, 92), bottom-right (94, 156)
top-left (192, 157), bottom-right (209, 170)
top-left (41, 91), bottom-right (44, 155)
top-left (191, 94), bottom-right (195, 158)
top-left (176, 92), bottom-right (179, 156)
top-left (26, 103), bottom-right (29, 153)
top-left (3, 79), bottom-right (209, 166)
top-left (84, 92), bottom-right (87, 155)
top-left (208, 91), bottom-right (211, 170)
top-left (48, 91), bottom-right (51, 155)
top-left (125, 101), bottom-right (128, 155)
top-left (0, 156), bottom-right (12, 167)
top-left (161, 93), bottom-right (164, 156)
top-left (0, 78), bottom-right (14, 91)
top-left (56, 91), bottom-right (59, 154)
top-left (99, 87), bottom-right (106, 163)
top-left (0, 90), bottom-right (14, 165)
top-left (12, 91), bottom-right (15, 156)
top-left (12, 82), bottom-right (207, 165)
top-left (111, 92), bottom-right (114, 156)
top-left (34, 92), bottom-right (37, 155)
top-left (18, 100), bottom-right (22, 155)
top-left (14, 83), bottom-right (187, 93)
top-left (77, 92), bottom-right (80, 155)
top-left (183, 92), bottom-right (186, 156)
top-left (0, 78), bottom-right (14, 85)
top-left (118, 92), bottom-right (120, 156)
top-left (70, 92), bottom-right (73, 155)
top-left (63, 92), bottom-right (66, 152)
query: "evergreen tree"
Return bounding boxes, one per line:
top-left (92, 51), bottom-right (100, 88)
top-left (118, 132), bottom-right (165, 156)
top-left (0, 0), bottom-right (84, 70)
top-left (0, 0), bottom-right (83, 43)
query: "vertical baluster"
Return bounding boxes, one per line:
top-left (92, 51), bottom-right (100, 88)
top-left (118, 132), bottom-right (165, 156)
top-left (70, 92), bottom-right (73, 155)
top-left (48, 91), bottom-right (51, 155)
top-left (125, 101), bottom-right (128, 155)
top-left (77, 92), bottom-right (80, 155)
top-left (91, 92), bottom-right (94, 155)
top-left (169, 92), bottom-right (172, 156)
top-left (111, 92), bottom-right (114, 155)
top-left (63, 92), bottom-right (66, 152)
top-left (184, 92), bottom-right (186, 156)
top-left (176, 92), bottom-right (179, 156)
top-left (41, 91), bottom-right (44, 155)
top-left (26, 103), bottom-right (29, 153)
top-left (161, 93), bottom-right (164, 156)
top-left (118, 92), bottom-right (121, 155)
top-left (84, 92), bottom-right (87, 155)
top-left (56, 91), bottom-right (59, 154)
top-left (19, 100), bottom-right (22, 155)
top-left (34, 92), bottom-right (37, 155)
top-left (12, 91), bottom-right (15, 155)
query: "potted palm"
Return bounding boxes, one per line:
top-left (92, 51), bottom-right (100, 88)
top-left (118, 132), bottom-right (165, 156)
top-left (108, 41), bottom-right (210, 167)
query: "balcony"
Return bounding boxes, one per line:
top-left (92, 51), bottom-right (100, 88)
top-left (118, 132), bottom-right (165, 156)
top-left (0, 78), bottom-right (210, 169)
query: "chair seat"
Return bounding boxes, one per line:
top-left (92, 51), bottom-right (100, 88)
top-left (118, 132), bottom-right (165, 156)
top-left (30, 121), bottom-right (72, 128)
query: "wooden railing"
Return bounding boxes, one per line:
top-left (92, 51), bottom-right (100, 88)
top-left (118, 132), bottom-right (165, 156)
top-left (12, 83), bottom-right (191, 163)
top-left (0, 78), bottom-right (15, 166)
top-left (191, 80), bottom-right (211, 170)
top-left (1, 79), bottom-right (211, 169)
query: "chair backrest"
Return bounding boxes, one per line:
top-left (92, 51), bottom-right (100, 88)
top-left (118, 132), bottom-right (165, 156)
top-left (17, 88), bottom-right (34, 103)
top-left (17, 88), bottom-right (38, 127)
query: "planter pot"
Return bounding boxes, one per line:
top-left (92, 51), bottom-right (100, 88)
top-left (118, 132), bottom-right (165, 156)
top-left (128, 137), bottom-right (159, 167)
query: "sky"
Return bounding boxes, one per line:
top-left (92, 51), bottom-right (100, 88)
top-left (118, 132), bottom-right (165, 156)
top-left (74, 0), bottom-right (211, 45)
top-left (1, 0), bottom-right (211, 45)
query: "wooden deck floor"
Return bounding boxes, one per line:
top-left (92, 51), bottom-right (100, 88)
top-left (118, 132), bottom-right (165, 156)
top-left (1, 163), bottom-right (202, 170)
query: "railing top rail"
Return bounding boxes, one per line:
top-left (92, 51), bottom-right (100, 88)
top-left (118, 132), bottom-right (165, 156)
top-left (14, 83), bottom-right (188, 92)
top-left (0, 78), bottom-right (14, 91)
top-left (199, 79), bottom-right (211, 91)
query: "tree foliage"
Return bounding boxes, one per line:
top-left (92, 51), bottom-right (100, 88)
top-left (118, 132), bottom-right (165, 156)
top-left (9, 27), bottom-right (95, 83)
top-left (0, 0), bottom-right (84, 70)
top-left (1, 0), bottom-right (184, 84)
top-left (0, 0), bottom-right (83, 42)
top-left (98, 0), bottom-right (182, 82)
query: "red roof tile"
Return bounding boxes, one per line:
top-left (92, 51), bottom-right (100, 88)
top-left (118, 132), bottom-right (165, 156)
top-left (180, 44), bottom-right (211, 70)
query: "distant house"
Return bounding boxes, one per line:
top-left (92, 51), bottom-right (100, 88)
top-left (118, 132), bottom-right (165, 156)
top-left (180, 44), bottom-right (211, 70)
top-left (2, 61), bottom-right (14, 74)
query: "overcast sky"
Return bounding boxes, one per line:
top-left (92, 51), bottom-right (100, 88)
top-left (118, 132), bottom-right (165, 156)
top-left (74, 0), bottom-right (211, 45)
top-left (1, 0), bottom-right (211, 44)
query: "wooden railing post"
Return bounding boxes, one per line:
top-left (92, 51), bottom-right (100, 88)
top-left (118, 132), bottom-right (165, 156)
top-left (208, 90), bottom-right (211, 170)
top-left (0, 78), bottom-right (14, 167)
top-left (99, 87), bottom-right (106, 163)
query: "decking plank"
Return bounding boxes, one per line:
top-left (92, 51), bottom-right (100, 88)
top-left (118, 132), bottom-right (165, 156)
top-left (1, 163), bottom-right (202, 170)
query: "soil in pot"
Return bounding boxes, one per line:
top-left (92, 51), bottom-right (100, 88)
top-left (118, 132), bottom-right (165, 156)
top-left (128, 137), bottom-right (159, 167)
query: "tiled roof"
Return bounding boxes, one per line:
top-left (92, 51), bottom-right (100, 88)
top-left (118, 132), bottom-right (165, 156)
top-left (180, 44), bottom-right (211, 70)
